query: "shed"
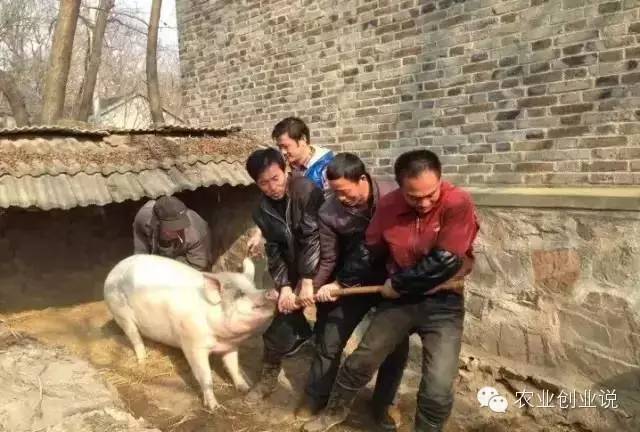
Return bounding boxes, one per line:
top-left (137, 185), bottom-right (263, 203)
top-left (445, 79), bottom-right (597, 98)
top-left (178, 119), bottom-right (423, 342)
top-left (0, 125), bottom-right (262, 313)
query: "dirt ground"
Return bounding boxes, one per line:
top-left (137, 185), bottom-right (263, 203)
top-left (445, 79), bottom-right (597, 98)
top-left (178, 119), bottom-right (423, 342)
top-left (1, 302), bottom-right (418, 432)
top-left (0, 332), bottom-right (161, 432)
top-left (1, 301), bottom-right (633, 432)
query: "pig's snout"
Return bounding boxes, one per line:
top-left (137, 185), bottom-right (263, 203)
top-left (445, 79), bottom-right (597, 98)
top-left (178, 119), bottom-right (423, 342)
top-left (246, 289), bottom-right (278, 310)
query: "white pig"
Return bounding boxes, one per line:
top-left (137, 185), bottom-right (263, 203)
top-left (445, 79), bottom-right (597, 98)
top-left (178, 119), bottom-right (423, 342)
top-left (103, 254), bottom-right (277, 410)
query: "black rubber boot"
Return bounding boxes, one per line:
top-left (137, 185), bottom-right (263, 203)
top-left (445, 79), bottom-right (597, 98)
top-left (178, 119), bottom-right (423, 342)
top-left (372, 403), bottom-right (400, 431)
top-left (414, 416), bottom-right (444, 432)
top-left (301, 384), bottom-right (357, 432)
top-left (294, 394), bottom-right (324, 421)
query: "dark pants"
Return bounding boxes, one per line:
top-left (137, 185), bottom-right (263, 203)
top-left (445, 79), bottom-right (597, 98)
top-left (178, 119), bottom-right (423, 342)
top-left (305, 295), bottom-right (409, 408)
top-left (336, 292), bottom-right (465, 432)
top-left (262, 308), bottom-right (313, 365)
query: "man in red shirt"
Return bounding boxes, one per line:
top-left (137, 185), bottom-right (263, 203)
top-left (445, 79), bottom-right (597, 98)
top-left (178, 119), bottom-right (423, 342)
top-left (304, 149), bottom-right (479, 432)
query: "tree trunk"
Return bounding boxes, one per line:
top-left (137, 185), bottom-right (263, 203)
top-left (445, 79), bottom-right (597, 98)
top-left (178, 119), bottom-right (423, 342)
top-left (146, 0), bottom-right (164, 126)
top-left (74, 0), bottom-right (114, 121)
top-left (40, 0), bottom-right (81, 124)
top-left (0, 70), bottom-right (30, 126)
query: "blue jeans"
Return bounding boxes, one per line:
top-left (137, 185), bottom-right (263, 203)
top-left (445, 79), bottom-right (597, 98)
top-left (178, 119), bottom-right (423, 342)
top-left (336, 292), bottom-right (465, 432)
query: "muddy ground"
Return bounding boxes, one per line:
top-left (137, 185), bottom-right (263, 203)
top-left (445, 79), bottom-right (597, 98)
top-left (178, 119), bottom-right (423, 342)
top-left (0, 301), bottom-right (634, 432)
top-left (2, 302), bottom-right (413, 432)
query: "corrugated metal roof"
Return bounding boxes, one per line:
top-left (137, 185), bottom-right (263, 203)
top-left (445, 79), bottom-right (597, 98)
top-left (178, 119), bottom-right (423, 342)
top-left (0, 126), bottom-right (260, 210)
top-left (0, 125), bottom-right (109, 137)
top-left (0, 130), bottom-right (259, 178)
top-left (106, 125), bottom-right (239, 135)
top-left (0, 162), bottom-right (252, 210)
top-left (0, 137), bottom-right (258, 178)
top-left (0, 125), bottom-right (241, 136)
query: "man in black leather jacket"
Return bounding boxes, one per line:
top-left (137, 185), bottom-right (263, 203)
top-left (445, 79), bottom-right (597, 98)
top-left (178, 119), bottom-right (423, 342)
top-left (304, 150), bottom-right (479, 432)
top-left (244, 147), bottom-right (324, 404)
top-left (295, 153), bottom-right (408, 432)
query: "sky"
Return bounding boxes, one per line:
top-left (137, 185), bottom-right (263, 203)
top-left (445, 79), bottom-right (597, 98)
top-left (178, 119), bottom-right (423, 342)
top-left (120, 0), bottom-right (179, 49)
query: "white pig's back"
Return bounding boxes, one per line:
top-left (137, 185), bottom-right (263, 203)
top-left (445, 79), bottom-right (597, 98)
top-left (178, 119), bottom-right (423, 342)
top-left (128, 255), bottom-right (202, 293)
top-left (105, 255), bottom-right (205, 347)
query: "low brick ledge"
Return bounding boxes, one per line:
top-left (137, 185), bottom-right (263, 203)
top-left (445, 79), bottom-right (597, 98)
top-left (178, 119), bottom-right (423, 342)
top-left (464, 186), bottom-right (640, 211)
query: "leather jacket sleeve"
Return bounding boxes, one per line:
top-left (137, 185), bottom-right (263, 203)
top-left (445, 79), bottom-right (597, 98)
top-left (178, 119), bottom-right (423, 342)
top-left (364, 204), bottom-right (390, 266)
top-left (390, 248), bottom-right (463, 295)
top-left (253, 212), bottom-right (291, 290)
top-left (265, 240), bottom-right (291, 289)
top-left (335, 238), bottom-right (388, 287)
top-left (313, 214), bottom-right (338, 289)
top-left (297, 185), bottom-right (324, 279)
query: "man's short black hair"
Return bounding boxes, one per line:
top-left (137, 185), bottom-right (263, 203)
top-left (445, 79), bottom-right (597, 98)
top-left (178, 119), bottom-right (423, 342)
top-left (394, 150), bottom-right (442, 185)
top-left (246, 147), bottom-right (286, 181)
top-left (326, 152), bottom-right (368, 182)
top-left (272, 117), bottom-right (310, 143)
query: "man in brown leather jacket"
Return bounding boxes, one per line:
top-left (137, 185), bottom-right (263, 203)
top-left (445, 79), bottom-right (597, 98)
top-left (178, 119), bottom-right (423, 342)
top-left (296, 153), bottom-right (409, 432)
top-left (304, 150), bottom-right (479, 432)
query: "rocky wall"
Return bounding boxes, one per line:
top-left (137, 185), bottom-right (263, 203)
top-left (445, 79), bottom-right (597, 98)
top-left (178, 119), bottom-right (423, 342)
top-left (464, 206), bottom-right (640, 387)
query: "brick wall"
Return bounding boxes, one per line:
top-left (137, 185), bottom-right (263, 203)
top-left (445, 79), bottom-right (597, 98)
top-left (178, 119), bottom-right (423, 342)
top-left (177, 0), bottom-right (640, 186)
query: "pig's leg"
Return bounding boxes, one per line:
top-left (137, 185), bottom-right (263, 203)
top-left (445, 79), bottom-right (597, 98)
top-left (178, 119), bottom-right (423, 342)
top-left (222, 350), bottom-right (250, 392)
top-left (113, 315), bottom-right (147, 363)
top-left (182, 344), bottom-right (219, 410)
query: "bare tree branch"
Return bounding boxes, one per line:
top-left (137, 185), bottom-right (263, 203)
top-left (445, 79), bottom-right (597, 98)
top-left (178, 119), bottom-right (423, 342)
top-left (0, 69), bottom-right (30, 126)
top-left (147, 0), bottom-right (164, 126)
top-left (106, 17), bottom-right (146, 35)
top-left (76, 14), bottom-right (94, 30)
top-left (111, 9), bottom-right (149, 28)
top-left (0, 0), bottom-right (182, 124)
top-left (40, 0), bottom-right (81, 124)
top-left (74, 0), bottom-right (113, 121)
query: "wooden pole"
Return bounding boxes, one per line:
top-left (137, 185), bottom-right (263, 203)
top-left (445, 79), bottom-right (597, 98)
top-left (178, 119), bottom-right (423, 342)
top-left (294, 280), bottom-right (465, 306)
top-left (327, 285), bottom-right (383, 297)
top-left (293, 285), bottom-right (383, 308)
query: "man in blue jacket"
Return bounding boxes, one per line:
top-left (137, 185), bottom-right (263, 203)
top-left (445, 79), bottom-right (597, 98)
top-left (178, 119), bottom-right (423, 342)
top-left (248, 117), bottom-right (335, 263)
top-left (272, 117), bottom-right (334, 195)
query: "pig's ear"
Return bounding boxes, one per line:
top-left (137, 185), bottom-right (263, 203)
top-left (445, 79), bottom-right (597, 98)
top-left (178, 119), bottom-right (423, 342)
top-left (202, 273), bottom-right (223, 305)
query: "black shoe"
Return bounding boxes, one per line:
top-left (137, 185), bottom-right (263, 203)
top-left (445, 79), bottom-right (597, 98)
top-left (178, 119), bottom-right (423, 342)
top-left (283, 335), bottom-right (312, 358)
top-left (372, 404), bottom-right (400, 431)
